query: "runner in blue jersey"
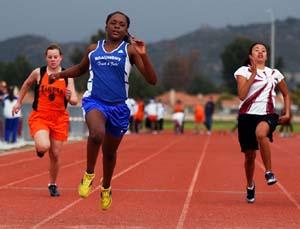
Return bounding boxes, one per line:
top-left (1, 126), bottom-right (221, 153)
top-left (49, 11), bottom-right (157, 210)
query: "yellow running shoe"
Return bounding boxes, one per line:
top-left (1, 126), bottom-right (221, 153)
top-left (78, 172), bottom-right (95, 198)
top-left (100, 186), bottom-right (112, 210)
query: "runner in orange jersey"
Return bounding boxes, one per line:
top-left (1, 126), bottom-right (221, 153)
top-left (12, 43), bottom-right (78, 197)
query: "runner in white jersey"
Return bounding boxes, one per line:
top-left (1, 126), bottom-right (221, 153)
top-left (234, 42), bottom-right (291, 204)
top-left (48, 11), bottom-right (157, 210)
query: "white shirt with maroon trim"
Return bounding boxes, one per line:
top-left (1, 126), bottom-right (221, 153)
top-left (234, 66), bottom-right (284, 115)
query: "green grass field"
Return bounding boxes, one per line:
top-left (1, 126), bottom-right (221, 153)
top-left (161, 120), bottom-right (300, 132)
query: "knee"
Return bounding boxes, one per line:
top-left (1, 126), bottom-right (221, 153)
top-left (256, 131), bottom-right (267, 142)
top-left (36, 142), bottom-right (50, 153)
top-left (88, 130), bottom-right (104, 145)
top-left (49, 151), bottom-right (59, 163)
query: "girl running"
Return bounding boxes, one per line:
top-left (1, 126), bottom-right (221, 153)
top-left (234, 42), bottom-right (291, 203)
top-left (48, 11), bottom-right (157, 210)
top-left (12, 43), bottom-right (78, 197)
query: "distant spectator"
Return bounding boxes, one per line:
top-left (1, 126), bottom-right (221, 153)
top-left (0, 81), bottom-right (8, 140)
top-left (0, 81), bottom-right (7, 100)
top-left (125, 98), bottom-right (137, 134)
top-left (145, 99), bottom-right (158, 133)
top-left (3, 86), bottom-right (21, 143)
top-left (172, 99), bottom-right (185, 134)
top-left (204, 96), bottom-right (215, 134)
top-left (156, 99), bottom-right (165, 132)
top-left (133, 99), bottom-right (144, 133)
top-left (194, 101), bottom-right (205, 134)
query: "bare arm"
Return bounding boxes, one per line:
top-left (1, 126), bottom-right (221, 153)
top-left (66, 78), bottom-right (78, 105)
top-left (49, 44), bottom-right (97, 82)
top-left (128, 37), bottom-right (157, 85)
top-left (236, 73), bottom-right (256, 100)
top-left (277, 80), bottom-right (291, 124)
top-left (236, 56), bottom-right (257, 100)
top-left (12, 68), bottom-right (39, 115)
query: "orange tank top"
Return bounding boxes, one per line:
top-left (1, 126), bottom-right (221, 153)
top-left (134, 101), bottom-right (144, 121)
top-left (32, 66), bottom-right (68, 112)
top-left (194, 104), bottom-right (204, 120)
top-left (174, 104), bottom-right (184, 112)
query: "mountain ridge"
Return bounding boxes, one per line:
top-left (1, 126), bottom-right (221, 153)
top-left (1, 17), bottom-right (299, 84)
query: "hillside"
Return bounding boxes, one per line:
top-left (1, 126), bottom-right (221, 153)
top-left (1, 17), bottom-right (300, 84)
top-left (147, 17), bottom-right (300, 84)
top-left (0, 35), bottom-right (85, 68)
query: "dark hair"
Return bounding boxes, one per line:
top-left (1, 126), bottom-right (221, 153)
top-left (106, 11), bottom-right (131, 43)
top-left (243, 42), bottom-right (268, 66)
top-left (45, 43), bottom-right (63, 56)
top-left (106, 11), bottom-right (130, 28)
top-left (8, 85), bottom-right (15, 101)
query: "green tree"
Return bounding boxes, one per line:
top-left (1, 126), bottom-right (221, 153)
top-left (187, 74), bottom-right (218, 95)
top-left (275, 56), bottom-right (284, 72)
top-left (161, 51), bottom-right (200, 91)
top-left (128, 68), bottom-right (161, 99)
top-left (221, 37), bottom-right (254, 94)
top-left (0, 55), bottom-right (32, 88)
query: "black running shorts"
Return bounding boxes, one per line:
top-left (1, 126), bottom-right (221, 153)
top-left (237, 113), bottom-right (279, 152)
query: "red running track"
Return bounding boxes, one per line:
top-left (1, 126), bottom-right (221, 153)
top-left (0, 132), bottom-right (300, 228)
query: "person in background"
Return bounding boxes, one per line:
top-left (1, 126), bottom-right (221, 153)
top-left (194, 100), bottom-right (205, 134)
top-left (144, 99), bottom-right (158, 134)
top-left (0, 81), bottom-right (8, 141)
top-left (12, 43), bottom-right (78, 197)
top-left (172, 99), bottom-right (185, 134)
top-left (48, 11), bottom-right (157, 210)
top-left (156, 99), bottom-right (165, 132)
top-left (204, 96), bottom-right (215, 135)
top-left (3, 86), bottom-right (20, 143)
top-left (125, 97), bottom-right (137, 134)
top-left (0, 81), bottom-right (7, 101)
top-left (234, 42), bottom-right (290, 204)
top-left (133, 98), bottom-right (144, 133)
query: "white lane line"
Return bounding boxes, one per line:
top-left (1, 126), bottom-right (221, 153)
top-left (231, 132), bottom-right (300, 210)
top-left (0, 144), bottom-right (136, 187)
top-left (256, 161), bottom-right (300, 210)
top-left (3, 186), bottom-right (285, 195)
top-left (0, 159), bottom-right (85, 190)
top-left (0, 157), bottom-right (37, 167)
top-left (32, 138), bottom-right (183, 229)
top-left (176, 136), bottom-right (210, 229)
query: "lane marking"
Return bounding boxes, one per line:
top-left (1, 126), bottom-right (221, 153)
top-left (3, 186), bottom-right (284, 195)
top-left (256, 160), bottom-right (300, 210)
top-left (176, 136), bottom-right (210, 229)
top-left (230, 133), bottom-right (300, 210)
top-left (0, 157), bottom-right (37, 167)
top-left (0, 144), bottom-right (136, 187)
top-left (32, 137), bottom-right (184, 229)
top-left (0, 160), bottom-right (85, 189)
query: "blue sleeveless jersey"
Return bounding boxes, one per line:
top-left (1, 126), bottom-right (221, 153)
top-left (83, 40), bottom-right (132, 103)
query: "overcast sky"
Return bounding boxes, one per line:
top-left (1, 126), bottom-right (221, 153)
top-left (1, 0), bottom-right (299, 43)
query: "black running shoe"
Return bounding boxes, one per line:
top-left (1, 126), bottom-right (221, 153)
top-left (265, 172), bottom-right (277, 185)
top-left (246, 182), bottom-right (255, 203)
top-left (36, 151), bottom-right (45, 158)
top-left (48, 184), bottom-right (60, 197)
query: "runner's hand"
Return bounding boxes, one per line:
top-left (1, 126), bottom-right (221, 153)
top-left (248, 55), bottom-right (257, 77)
top-left (278, 114), bottom-right (290, 125)
top-left (12, 102), bottom-right (21, 116)
top-left (48, 73), bottom-right (61, 84)
top-left (130, 35), bottom-right (146, 55)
